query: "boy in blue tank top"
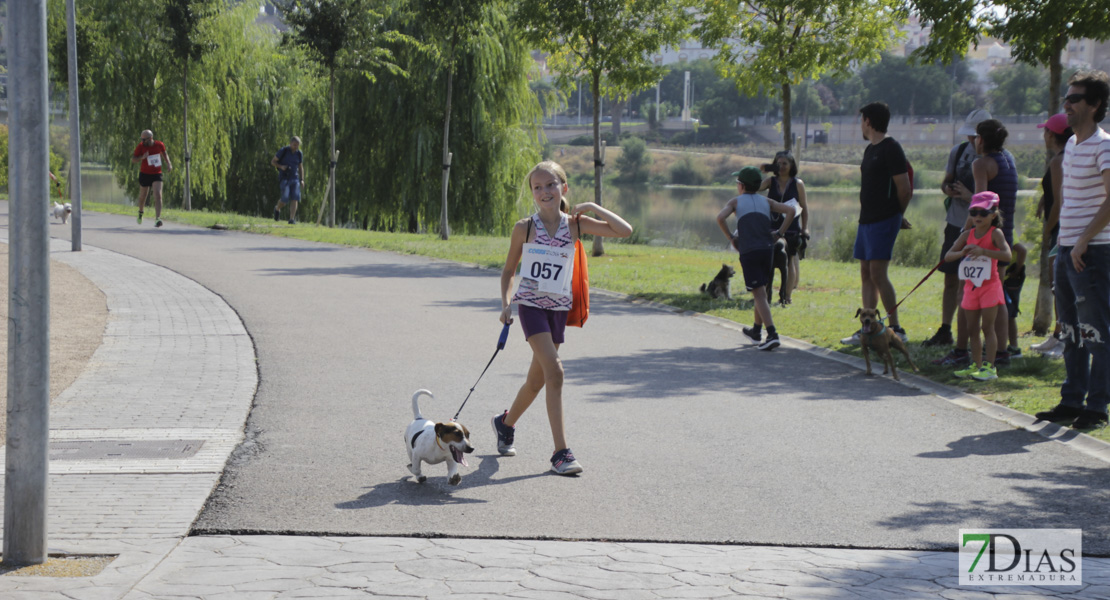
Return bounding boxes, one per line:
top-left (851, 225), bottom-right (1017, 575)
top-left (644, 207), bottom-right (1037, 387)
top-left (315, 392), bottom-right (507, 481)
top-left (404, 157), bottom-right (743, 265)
top-left (716, 166), bottom-right (796, 350)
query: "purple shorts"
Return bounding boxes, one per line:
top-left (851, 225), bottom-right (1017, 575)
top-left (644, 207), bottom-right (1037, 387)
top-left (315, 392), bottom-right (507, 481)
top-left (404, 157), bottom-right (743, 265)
top-left (517, 304), bottom-right (568, 344)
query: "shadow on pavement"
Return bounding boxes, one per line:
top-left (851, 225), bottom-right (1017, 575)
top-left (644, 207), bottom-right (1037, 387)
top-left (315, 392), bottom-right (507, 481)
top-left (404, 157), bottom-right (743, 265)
top-left (916, 429), bottom-right (1052, 459)
top-left (256, 262), bottom-right (493, 280)
top-left (877, 464), bottom-right (1110, 555)
top-left (336, 456), bottom-right (550, 510)
top-left (564, 344), bottom-right (921, 403)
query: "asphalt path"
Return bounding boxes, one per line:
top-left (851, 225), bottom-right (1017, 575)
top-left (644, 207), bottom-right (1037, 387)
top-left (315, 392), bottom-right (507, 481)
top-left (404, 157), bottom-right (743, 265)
top-left (30, 205), bottom-right (1110, 553)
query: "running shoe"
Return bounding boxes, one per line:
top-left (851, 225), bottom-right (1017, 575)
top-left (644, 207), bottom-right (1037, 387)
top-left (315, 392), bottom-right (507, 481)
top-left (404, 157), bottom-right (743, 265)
top-left (1006, 345), bottom-right (1023, 358)
top-left (840, 331), bottom-right (861, 346)
top-left (741, 326), bottom-right (761, 343)
top-left (1031, 335), bottom-right (1061, 352)
top-left (758, 334), bottom-right (781, 351)
top-left (274, 208), bottom-right (280, 221)
top-left (891, 326), bottom-right (908, 344)
top-left (1035, 404), bottom-right (1082, 423)
top-left (971, 362), bottom-right (998, 381)
top-left (995, 351), bottom-right (1011, 367)
top-left (922, 326), bottom-right (954, 347)
top-left (288, 219), bottom-right (296, 225)
top-left (1071, 410), bottom-right (1108, 430)
top-left (1044, 345), bottom-right (1064, 359)
top-left (550, 448), bottom-right (583, 475)
top-left (155, 219), bottom-right (163, 228)
top-left (932, 348), bottom-right (970, 367)
top-left (953, 364), bottom-right (979, 379)
top-left (491, 411), bottom-right (516, 456)
top-left (137, 211), bottom-right (143, 225)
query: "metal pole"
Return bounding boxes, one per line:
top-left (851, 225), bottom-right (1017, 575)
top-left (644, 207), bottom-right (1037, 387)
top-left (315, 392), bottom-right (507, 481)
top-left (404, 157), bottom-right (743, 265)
top-left (655, 83), bottom-right (660, 125)
top-left (4, 0), bottom-right (51, 567)
top-left (577, 77), bottom-right (582, 126)
top-left (66, 0), bottom-right (82, 251)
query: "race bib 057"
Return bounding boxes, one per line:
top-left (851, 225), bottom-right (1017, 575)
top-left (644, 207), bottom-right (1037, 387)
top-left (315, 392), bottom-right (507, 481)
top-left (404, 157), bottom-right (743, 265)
top-left (519, 243), bottom-right (573, 295)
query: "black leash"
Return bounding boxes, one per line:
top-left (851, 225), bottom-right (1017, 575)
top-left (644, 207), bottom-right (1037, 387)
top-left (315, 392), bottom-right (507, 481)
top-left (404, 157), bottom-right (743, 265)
top-left (452, 323), bottom-right (511, 421)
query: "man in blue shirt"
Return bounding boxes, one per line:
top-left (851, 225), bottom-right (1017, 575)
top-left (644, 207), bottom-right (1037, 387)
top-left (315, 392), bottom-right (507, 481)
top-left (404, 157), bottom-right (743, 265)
top-left (271, 136), bottom-right (304, 224)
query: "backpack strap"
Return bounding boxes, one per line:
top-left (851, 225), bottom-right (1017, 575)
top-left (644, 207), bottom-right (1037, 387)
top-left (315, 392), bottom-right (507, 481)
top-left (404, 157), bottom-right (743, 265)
top-left (525, 216), bottom-right (533, 243)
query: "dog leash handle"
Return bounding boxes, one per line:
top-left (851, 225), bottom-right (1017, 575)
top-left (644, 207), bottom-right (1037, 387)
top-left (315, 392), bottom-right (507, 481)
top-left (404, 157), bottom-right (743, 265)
top-left (497, 322), bottom-right (510, 350)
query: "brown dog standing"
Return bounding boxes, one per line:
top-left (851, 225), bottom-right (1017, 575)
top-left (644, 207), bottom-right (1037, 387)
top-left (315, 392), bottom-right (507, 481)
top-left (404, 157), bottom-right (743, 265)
top-left (856, 308), bottom-right (919, 381)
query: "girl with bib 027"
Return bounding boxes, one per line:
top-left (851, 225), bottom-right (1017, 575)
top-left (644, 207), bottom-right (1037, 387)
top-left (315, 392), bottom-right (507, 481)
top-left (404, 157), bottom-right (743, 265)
top-left (944, 191), bottom-right (1011, 382)
top-left (492, 161), bottom-right (633, 476)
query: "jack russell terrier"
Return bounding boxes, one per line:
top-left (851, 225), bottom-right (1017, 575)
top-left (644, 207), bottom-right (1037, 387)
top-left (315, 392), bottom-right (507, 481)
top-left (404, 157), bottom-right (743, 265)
top-left (404, 389), bottom-right (474, 485)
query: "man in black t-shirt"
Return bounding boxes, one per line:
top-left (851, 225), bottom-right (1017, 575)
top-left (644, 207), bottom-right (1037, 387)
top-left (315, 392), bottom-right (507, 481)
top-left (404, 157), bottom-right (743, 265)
top-left (841, 102), bottom-right (913, 346)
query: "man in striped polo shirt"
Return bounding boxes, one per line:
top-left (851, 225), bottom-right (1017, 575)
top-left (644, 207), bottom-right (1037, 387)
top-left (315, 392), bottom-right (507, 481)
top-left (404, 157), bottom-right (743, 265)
top-left (1036, 70), bottom-right (1110, 430)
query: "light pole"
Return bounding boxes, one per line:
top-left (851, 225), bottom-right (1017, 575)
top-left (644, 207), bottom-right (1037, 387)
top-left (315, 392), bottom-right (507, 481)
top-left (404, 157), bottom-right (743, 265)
top-left (4, 0), bottom-right (51, 567)
top-left (66, 0), bottom-right (82, 251)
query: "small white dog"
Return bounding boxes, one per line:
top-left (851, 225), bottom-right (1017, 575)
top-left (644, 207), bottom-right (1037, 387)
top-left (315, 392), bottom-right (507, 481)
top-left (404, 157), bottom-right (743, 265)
top-left (404, 389), bottom-right (474, 485)
top-left (51, 202), bottom-right (72, 224)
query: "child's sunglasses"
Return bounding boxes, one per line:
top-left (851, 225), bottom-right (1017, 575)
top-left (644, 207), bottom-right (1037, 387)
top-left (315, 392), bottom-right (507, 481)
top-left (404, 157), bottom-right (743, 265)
top-left (968, 208), bottom-right (995, 217)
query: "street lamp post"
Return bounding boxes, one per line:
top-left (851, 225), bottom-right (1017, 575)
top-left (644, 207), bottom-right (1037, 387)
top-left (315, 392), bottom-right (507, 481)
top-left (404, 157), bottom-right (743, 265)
top-left (66, 0), bottom-right (82, 252)
top-left (4, 0), bottom-right (52, 567)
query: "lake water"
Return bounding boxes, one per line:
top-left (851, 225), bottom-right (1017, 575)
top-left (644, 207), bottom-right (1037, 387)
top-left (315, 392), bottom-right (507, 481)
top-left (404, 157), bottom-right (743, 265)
top-left (80, 164), bottom-right (1030, 250)
top-left (604, 184), bottom-right (1031, 253)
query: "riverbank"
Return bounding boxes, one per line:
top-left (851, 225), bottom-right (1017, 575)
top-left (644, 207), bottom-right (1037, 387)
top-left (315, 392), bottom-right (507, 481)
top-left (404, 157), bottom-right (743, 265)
top-left (82, 201), bottom-right (1097, 442)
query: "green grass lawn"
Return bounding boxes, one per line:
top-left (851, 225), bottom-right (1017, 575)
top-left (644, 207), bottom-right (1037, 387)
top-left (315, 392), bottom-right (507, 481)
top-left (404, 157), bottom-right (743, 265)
top-left (85, 201), bottom-right (1103, 442)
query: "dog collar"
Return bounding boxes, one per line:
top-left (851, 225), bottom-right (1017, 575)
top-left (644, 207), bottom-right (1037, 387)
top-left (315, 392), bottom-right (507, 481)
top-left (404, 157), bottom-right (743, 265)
top-left (863, 322), bottom-right (887, 336)
top-left (435, 437), bottom-right (444, 451)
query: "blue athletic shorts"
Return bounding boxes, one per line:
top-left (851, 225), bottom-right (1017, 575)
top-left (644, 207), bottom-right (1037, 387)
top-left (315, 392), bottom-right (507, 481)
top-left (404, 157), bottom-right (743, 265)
top-left (853, 213), bottom-right (902, 261)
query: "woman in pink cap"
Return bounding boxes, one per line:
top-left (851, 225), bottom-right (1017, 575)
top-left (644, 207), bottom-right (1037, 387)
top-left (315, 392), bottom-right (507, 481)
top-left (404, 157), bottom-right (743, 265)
top-left (944, 191), bottom-right (1012, 381)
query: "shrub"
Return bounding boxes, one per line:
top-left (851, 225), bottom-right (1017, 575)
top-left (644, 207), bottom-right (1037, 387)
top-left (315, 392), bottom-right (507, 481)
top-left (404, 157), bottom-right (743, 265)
top-left (615, 137), bottom-right (652, 182)
top-left (668, 154), bottom-right (710, 186)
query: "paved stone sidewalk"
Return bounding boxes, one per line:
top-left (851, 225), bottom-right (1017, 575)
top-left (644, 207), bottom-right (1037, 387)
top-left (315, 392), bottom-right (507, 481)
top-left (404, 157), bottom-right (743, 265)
top-left (0, 238), bottom-right (258, 598)
top-left (121, 535), bottom-right (1110, 599)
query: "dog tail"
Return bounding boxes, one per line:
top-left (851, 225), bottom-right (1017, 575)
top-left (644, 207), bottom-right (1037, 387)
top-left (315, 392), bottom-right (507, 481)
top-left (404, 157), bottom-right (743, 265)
top-left (411, 389), bottom-right (433, 420)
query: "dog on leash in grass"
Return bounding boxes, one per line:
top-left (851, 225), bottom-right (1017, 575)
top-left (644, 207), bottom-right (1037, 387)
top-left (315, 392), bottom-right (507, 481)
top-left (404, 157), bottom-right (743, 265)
top-left (700, 264), bottom-right (736, 300)
top-left (51, 202), bottom-right (72, 225)
top-left (856, 307), bottom-right (918, 382)
top-left (404, 389), bottom-right (474, 485)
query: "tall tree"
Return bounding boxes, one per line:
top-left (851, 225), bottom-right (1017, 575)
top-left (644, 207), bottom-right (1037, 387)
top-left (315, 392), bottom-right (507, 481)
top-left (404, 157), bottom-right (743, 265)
top-left (162, 0), bottom-right (220, 211)
top-left (278, 0), bottom-right (412, 226)
top-left (416, 0), bottom-right (495, 240)
top-left (331, 0), bottom-right (542, 233)
top-left (911, 0), bottom-right (1110, 334)
top-left (46, 0), bottom-right (259, 209)
top-left (516, 0), bottom-right (694, 256)
top-left (698, 0), bottom-right (906, 152)
top-left (988, 62), bottom-right (1048, 116)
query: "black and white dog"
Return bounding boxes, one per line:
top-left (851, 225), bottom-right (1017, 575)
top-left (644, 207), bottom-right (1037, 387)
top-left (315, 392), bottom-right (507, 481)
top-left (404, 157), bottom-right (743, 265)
top-left (404, 389), bottom-right (474, 485)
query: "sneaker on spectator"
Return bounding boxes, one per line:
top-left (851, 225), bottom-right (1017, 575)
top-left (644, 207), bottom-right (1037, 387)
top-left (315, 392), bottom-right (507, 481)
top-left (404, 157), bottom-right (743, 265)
top-left (953, 363), bottom-right (979, 379)
top-left (1034, 404), bottom-right (1082, 423)
top-left (891, 326), bottom-right (908, 344)
top-left (840, 331), bottom-right (861, 346)
top-left (550, 448), bottom-right (583, 475)
top-left (932, 348), bottom-right (970, 367)
top-left (1032, 335), bottom-right (1061, 353)
top-left (1006, 345), bottom-right (1022, 358)
top-left (758, 333), bottom-right (780, 351)
top-left (922, 326), bottom-right (954, 347)
top-left (491, 411), bottom-right (516, 456)
top-left (995, 351), bottom-right (1011, 367)
top-left (1072, 410), bottom-right (1109, 430)
top-left (1044, 345), bottom-right (1064, 359)
top-left (971, 362), bottom-right (998, 381)
top-left (741, 326), bottom-right (761, 344)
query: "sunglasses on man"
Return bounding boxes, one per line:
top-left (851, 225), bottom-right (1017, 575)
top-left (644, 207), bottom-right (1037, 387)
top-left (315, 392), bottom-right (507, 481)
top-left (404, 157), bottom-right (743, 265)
top-left (1062, 93), bottom-right (1087, 105)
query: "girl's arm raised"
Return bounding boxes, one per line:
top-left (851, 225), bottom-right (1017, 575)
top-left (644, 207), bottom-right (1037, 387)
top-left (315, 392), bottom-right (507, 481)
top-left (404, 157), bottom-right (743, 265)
top-left (944, 231), bottom-right (971, 263)
top-left (572, 202), bottom-right (633, 238)
top-left (499, 220), bottom-right (528, 324)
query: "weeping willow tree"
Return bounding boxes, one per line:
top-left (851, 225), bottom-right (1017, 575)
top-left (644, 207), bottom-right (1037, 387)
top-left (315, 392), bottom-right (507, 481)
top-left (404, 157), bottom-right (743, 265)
top-left (334, 0), bottom-right (542, 234)
top-left (47, 0), bottom-right (262, 209)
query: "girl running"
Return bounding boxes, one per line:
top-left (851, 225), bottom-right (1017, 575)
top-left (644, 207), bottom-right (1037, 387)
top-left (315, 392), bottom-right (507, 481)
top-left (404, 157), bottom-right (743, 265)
top-left (945, 191), bottom-right (1012, 381)
top-left (492, 161), bottom-right (632, 475)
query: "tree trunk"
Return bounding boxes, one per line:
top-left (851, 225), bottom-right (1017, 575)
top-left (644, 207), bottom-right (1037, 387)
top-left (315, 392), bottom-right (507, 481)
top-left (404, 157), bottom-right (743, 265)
top-left (183, 60), bottom-right (192, 211)
top-left (611, 96), bottom-right (625, 139)
top-left (781, 82), bottom-right (792, 152)
top-left (591, 70), bottom-right (605, 257)
top-left (1031, 38), bottom-right (1068, 335)
top-left (329, 69), bottom-right (337, 228)
top-left (440, 39), bottom-right (456, 241)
